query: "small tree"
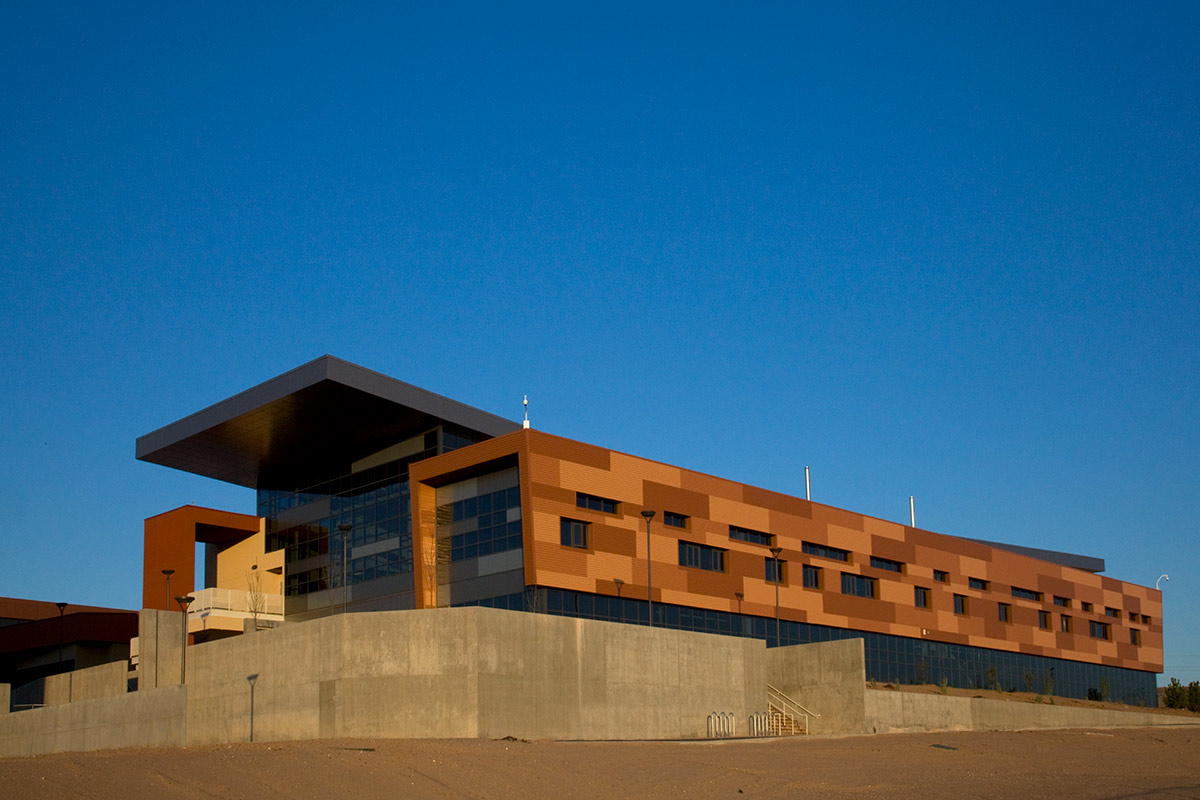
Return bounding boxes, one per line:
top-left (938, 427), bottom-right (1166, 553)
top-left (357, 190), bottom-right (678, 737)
top-left (1040, 670), bottom-right (1054, 699)
top-left (421, 545), bottom-right (440, 608)
top-left (246, 565), bottom-right (265, 631)
top-left (1163, 677), bottom-right (1185, 709)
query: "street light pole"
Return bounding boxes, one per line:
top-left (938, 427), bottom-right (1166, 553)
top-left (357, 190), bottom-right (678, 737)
top-left (1156, 574), bottom-right (1170, 591)
top-left (175, 595), bottom-right (194, 684)
top-left (641, 510), bottom-right (656, 627)
top-left (162, 569), bottom-right (175, 610)
top-left (55, 602), bottom-right (67, 671)
top-left (770, 546), bottom-right (782, 647)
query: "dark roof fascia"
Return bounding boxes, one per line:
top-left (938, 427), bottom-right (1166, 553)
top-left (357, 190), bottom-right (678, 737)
top-left (135, 356), bottom-right (521, 489)
top-left (963, 537), bottom-right (1105, 574)
top-left (136, 355), bottom-right (517, 462)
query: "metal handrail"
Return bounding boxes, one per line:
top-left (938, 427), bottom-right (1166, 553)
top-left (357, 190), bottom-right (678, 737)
top-left (765, 683), bottom-right (820, 735)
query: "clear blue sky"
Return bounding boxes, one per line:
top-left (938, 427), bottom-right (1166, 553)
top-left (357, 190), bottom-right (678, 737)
top-left (2, 2), bottom-right (1196, 685)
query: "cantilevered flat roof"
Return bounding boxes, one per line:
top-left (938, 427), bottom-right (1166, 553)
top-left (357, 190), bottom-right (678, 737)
top-left (136, 356), bottom-right (520, 490)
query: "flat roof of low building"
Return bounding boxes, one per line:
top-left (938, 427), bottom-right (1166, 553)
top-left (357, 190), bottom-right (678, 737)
top-left (136, 356), bottom-right (520, 490)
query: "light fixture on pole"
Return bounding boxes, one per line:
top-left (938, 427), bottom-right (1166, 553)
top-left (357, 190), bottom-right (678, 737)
top-left (641, 510), bottom-right (656, 627)
top-left (162, 569), bottom-right (175, 610)
top-left (1156, 574), bottom-right (1170, 591)
top-left (175, 595), bottom-right (194, 684)
top-left (55, 602), bottom-right (67, 671)
top-left (769, 546), bottom-right (783, 647)
top-left (734, 591), bottom-right (743, 614)
top-left (338, 523), bottom-right (351, 615)
top-left (614, 578), bottom-right (624, 598)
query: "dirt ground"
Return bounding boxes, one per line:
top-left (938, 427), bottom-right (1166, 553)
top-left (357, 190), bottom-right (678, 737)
top-left (3, 726), bottom-right (1199, 799)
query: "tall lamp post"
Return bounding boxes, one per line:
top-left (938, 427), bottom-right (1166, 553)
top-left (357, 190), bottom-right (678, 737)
top-left (641, 510), bottom-right (656, 627)
top-left (769, 546), bottom-right (783, 647)
top-left (162, 569), bottom-right (175, 610)
top-left (1156, 574), bottom-right (1170, 591)
top-left (175, 595), bottom-right (194, 684)
top-left (614, 578), bottom-right (624, 599)
top-left (338, 523), bottom-right (351, 615)
top-left (55, 602), bottom-right (67, 671)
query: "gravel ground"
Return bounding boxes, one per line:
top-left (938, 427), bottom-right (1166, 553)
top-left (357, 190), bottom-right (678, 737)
top-left (3, 727), bottom-right (1200, 799)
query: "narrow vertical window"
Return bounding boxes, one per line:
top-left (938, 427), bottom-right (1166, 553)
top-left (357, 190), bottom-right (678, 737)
top-left (802, 564), bottom-right (821, 589)
top-left (560, 518), bottom-right (589, 549)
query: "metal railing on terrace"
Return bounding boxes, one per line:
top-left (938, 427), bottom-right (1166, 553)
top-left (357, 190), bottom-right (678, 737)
top-left (189, 587), bottom-right (284, 617)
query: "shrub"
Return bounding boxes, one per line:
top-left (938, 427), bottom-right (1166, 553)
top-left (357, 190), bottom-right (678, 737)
top-left (1163, 678), bottom-right (1186, 709)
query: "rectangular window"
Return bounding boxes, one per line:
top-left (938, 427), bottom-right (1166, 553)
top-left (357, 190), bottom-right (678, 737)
top-left (765, 557), bottom-right (786, 584)
top-left (870, 556), bottom-right (904, 573)
top-left (1081, 601), bottom-right (1093, 612)
top-left (1131, 629), bottom-right (1141, 646)
top-left (968, 577), bottom-right (989, 591)
top-left (663, 511), bottom-right (688, 529)
top-left (933, 569), bottom-right (949, 583)
top-left (1089, 620), bottom-right (1111, 640)
top-left (1105, 607), bottom-right (1120, 618)
top-left (1011, 587), bottom-right (1042, 601)
top-left (560, 518), bottom-right (589, 549)
top-left (730, 525), bottom-right (773, 546)
top-left (841, 572), bottom-right (876, 599)
top-left (1038, 610), bottom-right (1050, 630)
top-left (802, 541), bottom-right (850, 562)
top-left (1061, 615), bottom-right (1073, 633)
top-left (802, 564), bottom-right (821, 589)
top-left (1053, 596), bottom-right (1070, 607)
top-left (576, 492), bottom-right (619, 514)
top-left (998, 603), bottom-right (1012, 623)
top-left (678, 541), bottom-right (726, 573)
top-left (914, 586), bottom-right (931, 609)
top-left (1141, 614), bottom-right (1151, 625)
top-left (954, 594), bottom-right (968, 615)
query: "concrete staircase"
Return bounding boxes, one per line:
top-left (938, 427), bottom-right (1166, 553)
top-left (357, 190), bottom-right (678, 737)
top-left (766, 683), bottom-right (819, 735)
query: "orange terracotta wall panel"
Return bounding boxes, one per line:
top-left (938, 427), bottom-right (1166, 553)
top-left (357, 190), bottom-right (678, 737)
top-left (407, 429), bottom-right (1163, 674)
top-left (142, 505), bottom-right (260, 611)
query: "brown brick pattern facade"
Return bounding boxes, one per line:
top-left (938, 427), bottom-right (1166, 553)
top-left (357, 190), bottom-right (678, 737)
top-left (410, 429), bottom-right (1162, 673)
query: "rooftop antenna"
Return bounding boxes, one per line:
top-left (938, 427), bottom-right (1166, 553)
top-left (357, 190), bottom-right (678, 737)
top-left (522, 395), bottom-right (530, 429)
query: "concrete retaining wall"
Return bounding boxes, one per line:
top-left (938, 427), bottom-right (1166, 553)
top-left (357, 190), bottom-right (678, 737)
top-left (3, 608), bottom-right (1194, 757)
top-left (138, 608), bottom-right (184, 690)
top-left (864, 689), bottom-right (1189, 733)
top-left (0, 685), bottom-right (186, 756)
top-left (769, 638), bottom-right (867, 735)
top-left (183, 607), bottom-right (764, 745)
top-left (44, 661), bottom-right (128, 706)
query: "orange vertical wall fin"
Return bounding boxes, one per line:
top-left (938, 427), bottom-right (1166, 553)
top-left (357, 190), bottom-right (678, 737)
top-left (411, 481), bottom-right (439, 609)
top-left (142, 505), bottom-right (261, 611)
